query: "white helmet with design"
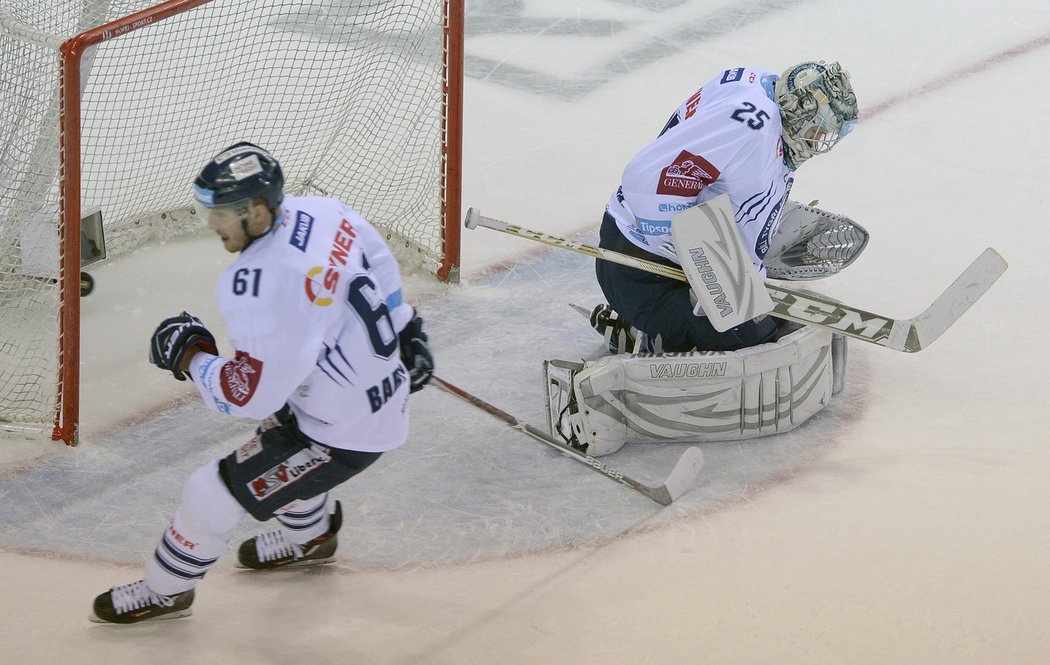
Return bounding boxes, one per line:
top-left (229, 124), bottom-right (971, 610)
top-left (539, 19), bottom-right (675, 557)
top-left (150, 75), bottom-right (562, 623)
top-left (775, 61), bottom-right (858, 168)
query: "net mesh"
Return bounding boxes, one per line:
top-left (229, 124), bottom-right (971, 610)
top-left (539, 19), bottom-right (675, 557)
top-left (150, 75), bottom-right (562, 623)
top-left (0, 0), bottom-right (452, 436)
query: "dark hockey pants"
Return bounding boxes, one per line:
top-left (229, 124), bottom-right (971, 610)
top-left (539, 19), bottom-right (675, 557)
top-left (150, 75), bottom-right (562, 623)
top-left (219, 408), bottom-right (381, 521)
top-left (594, 211), bottom-right (778, 352)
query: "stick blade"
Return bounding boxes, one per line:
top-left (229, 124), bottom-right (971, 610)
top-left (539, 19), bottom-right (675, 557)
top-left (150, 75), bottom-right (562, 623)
top-left (907, 248), bottom-right (1008, 351)
top-left (648, 446), bottom-right (704, 505)
top-left (568, 303), bottom-right (591, 319)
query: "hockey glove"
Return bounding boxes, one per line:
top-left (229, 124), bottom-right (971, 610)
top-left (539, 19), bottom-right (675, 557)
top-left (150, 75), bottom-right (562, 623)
top-left (398, 312), bottom-right (434, 393)
top-left (150, 311), bottom-right (219, 381)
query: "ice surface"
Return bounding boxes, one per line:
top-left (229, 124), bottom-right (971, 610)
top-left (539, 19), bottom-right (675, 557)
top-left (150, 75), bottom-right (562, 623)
top-left (2, 1), bottom-right (1049, 663)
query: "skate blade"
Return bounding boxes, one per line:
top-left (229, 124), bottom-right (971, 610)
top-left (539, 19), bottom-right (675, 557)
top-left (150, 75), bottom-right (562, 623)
top-left (235, 556), bottom-right (336, 571)
top-left (88, 607), bottom-right (193, 624)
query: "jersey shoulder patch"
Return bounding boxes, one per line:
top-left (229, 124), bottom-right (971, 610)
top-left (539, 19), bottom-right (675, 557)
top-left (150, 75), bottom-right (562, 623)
top-left (220, 351), bottom-right (263, 406)
top-left (287, 209), bottom-right (316, 252)
top-left (719, 67), bottom-right (747, 84)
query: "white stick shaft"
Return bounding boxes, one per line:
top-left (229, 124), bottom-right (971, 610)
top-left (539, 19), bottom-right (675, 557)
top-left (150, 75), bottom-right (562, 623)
top-left (463, 208), bottom-right (1007, 353)
top-left (465, 208), bottom-right (508, 232)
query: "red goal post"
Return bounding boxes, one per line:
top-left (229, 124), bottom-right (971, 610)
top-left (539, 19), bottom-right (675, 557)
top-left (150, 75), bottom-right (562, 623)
top-left (0, 0), bottom-right (464, 445)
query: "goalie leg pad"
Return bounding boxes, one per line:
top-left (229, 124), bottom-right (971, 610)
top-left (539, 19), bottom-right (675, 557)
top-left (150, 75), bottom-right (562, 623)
top-left (554, 326), bottom-right (840, 455)
top-left (831, 334), bottom-right (847, 396)
top-left (545, 359), bottom-right (627, 456)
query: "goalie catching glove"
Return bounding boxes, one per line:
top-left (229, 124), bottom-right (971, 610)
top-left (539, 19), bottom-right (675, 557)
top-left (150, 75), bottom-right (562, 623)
top-left (399, 312), bottom-right (434, 393)
top-left (149, 311), bottom-right (218, 381)
top-left (764, 200), bottom-right (869, 280)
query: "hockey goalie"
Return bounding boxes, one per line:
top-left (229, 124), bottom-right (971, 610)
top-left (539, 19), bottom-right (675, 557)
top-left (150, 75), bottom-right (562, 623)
top-left (546, 61), bottom-right (864, 456)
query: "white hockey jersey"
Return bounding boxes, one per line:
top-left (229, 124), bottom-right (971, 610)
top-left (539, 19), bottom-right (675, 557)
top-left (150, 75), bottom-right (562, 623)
top-left (606, 66), bottom-right (794, 275)
top-left (187, 196), bottom-right (413, 452)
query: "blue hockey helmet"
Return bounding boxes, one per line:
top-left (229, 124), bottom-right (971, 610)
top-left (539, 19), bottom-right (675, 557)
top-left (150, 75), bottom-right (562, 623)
top-left (193, 142), bottom-right (284, 215)
top-left (775, 61), bottom-right (858, 169)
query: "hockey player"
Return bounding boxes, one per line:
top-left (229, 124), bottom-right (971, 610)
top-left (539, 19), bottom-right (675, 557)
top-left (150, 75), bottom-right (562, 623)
top-left (554, 62), bottom-right (861, 456)
top-left (594, 61), bottom-right (859, 354)
top-left (90, 142), bottom-right (434, 624)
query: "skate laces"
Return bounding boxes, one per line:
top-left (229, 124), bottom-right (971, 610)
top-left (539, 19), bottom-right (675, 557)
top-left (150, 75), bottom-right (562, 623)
top-left (255, 530), bottom-right (305, 562)
top-left (110, 580), bottom-right (175, 614)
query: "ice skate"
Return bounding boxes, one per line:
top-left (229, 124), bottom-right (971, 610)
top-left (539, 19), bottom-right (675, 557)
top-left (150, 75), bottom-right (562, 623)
top-left (89, 580), bottom-right (194, 624)
top-left (588, 304), bottom-right (637, 354)
top-left (237, 501), bottom-right (343, 570)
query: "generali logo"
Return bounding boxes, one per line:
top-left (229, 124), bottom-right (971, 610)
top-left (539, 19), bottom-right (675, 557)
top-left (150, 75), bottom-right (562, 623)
top-left (656, 150), bottom-right (721, 197)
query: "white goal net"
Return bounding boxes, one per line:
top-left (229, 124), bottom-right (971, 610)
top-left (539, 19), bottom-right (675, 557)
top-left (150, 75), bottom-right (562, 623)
top-left (0, 0), bottom-right (463, 443)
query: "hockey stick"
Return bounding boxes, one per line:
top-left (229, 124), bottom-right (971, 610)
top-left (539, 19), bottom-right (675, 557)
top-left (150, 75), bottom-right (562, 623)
top-left (465, 209), bottom-right (1008, 353)
top-left (432, 375), bottom-right (703, 505)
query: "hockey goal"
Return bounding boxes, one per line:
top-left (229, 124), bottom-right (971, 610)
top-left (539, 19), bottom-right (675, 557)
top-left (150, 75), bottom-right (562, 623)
top-left (0, 0), bottom-right (464, 445)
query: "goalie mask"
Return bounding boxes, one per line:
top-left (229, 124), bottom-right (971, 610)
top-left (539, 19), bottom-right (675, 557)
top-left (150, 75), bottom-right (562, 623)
top-left (193, 142), bottom-right (284, 250)
top-left (775, 61), bottom-right (858, 169)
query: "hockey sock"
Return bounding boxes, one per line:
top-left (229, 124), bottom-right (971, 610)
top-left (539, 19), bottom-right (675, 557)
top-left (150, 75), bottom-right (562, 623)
top-left (145, 459), bottom-right (247, 595)
top-left (274, 493), bottom-right (330, 544)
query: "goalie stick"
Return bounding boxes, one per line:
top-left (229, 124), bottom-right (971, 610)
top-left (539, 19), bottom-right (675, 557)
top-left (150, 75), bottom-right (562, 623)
top-left (432, 375), bottom-right (703, 505)
top-left (465, 209), bottom-right (1008, 353)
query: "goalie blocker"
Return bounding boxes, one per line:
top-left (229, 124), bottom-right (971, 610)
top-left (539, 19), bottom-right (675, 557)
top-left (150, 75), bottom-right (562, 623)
top-left (547, 325), bottom-right (846, 456)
